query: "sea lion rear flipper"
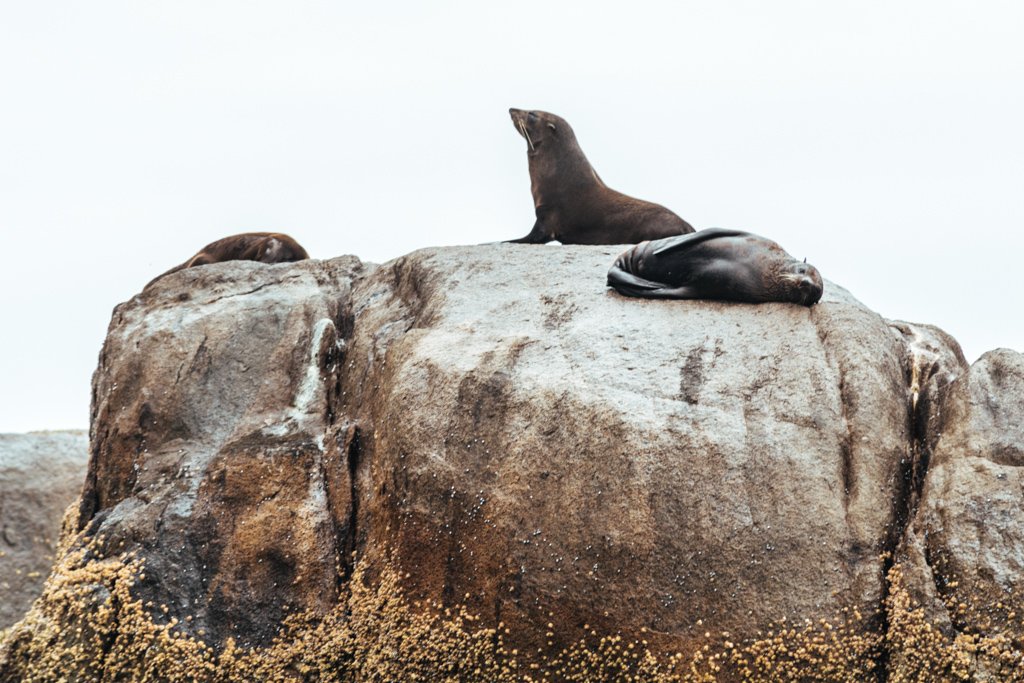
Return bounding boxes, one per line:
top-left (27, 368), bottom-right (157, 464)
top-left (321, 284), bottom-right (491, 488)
top-left (607, 265), bottom-right (676, 298)
top-left (651, 228), bottom-right (748, 256)
top-left (608, 267), bottom-right (703, 300)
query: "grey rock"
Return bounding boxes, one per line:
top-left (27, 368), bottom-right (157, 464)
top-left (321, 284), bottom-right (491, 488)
top-left (0, 431), bottom-right (88, 629)
top-left (77, 257), bottom-right (368, 647)
top-left (5, 244), bottom-right (1022, 680)
top-left (342, 246), bottom-right (923, 655)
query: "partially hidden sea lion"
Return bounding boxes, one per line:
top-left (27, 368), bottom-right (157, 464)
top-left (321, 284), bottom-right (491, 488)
top-left (507, 108), bottom-right (695, 245)
top-left (144, 232), bottom-right (310, 291)
top-left (607, 228), bottom-right (823, 306)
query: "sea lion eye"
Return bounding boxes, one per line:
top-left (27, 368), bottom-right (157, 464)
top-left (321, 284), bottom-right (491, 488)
top-left (547, 122), bottom-right (557, 131)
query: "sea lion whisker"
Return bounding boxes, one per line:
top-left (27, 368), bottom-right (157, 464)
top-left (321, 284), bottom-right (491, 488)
top-left (519, 121), bottom-right (535, 152)
top-left (779, 270), bottom-right (810, 284)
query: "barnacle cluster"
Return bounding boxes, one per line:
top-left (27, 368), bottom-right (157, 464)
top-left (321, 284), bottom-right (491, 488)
top-left (3, 535), bottom-right (1023, 681)
top-left (884, 562), bottom-right (1024, 682)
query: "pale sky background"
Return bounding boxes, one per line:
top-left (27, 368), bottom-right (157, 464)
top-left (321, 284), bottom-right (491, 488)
top-left (1, 1), bottom-right (1022, 433)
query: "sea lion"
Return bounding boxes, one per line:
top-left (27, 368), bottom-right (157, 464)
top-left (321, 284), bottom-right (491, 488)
top-left (144, 232), bottom-right (310, 290)
top-left (507, 108), bottom-right (694, 245)
top-left (607, 228), bottom-right (823, 306)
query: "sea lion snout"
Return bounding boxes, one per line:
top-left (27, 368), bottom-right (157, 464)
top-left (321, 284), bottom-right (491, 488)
top-left (509, 108), bottom-right (526, 128)
top-left (509, 108), bottom-right (547, 132)
top-left (510, 108), bottom-right (541, 152)
top-left (793, 267), bottom-right (824, 305)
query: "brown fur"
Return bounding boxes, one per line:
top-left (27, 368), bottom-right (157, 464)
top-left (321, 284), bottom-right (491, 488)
top-left (507, 108), bottom-right (695, 245)
top-left (144, 232), bottom-right (310, 291)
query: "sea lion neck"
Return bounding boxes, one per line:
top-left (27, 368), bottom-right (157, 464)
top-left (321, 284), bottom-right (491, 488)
top-left (527, 136), bottom-right (604, 208)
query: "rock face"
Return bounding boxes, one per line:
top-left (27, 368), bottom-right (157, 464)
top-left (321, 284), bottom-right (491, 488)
top-left (77, 257), bottom-right (365, 648)
top-left (349, 248), bottom-right (912, 656)
top-left (1, 245), bottom-right (1022, 681)
top-left (0, 431), bottom-right (88, 630)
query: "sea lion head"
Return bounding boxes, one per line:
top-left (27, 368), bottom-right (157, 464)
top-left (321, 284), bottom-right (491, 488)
top-left (777, 259), bottom-right (824, 306)
top-left (509, 108), bottom-right (573, 156)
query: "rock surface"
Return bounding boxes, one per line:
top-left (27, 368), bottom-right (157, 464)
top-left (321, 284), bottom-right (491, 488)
top-left (1, 246), bottom-right (1022, 681)
top-left (0, 431), bottom-right (88, 630)
top-left (348, 247), bottom-right (913, 658)
top-left (77, 257), bottom-right (366, 648)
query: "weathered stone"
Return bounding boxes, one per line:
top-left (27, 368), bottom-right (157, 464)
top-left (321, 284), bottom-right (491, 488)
top-left (76, 257), bottom-right (368, 648)
top-left (345, 246), bottom-right (915, 662)
top-left (0, 431), bottom-right (88, 630)
top-left (2, 245), bottom-right (1022, 681)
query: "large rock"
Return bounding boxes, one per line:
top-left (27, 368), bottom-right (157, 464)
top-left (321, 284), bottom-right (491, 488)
top-left (2, 244), bottom-right (1021, 681)
top-left (347, 247), bottom-right (915, 660)
top-left (0, 431), bottom-right (88, 630)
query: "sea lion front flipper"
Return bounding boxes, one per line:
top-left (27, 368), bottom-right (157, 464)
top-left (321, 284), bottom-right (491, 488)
top-left (506, 219), bottom-right (551, 244)
top-left (651, 228), bottom-right (748, 257)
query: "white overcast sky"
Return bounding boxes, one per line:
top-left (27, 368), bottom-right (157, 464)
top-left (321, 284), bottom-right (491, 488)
top-left (2, 1), bottom-right (1023, 433)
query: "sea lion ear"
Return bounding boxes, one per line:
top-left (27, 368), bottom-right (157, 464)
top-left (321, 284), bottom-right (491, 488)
top-left (803, 257), bottom-right (807, 263)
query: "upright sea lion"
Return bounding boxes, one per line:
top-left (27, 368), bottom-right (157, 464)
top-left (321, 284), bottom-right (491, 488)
top-left (607, 228), bottom-right (823, 306)
top-left (507, 108), bottom-right (694, 245)
top-left (144, 232), bottom-right (310, 291)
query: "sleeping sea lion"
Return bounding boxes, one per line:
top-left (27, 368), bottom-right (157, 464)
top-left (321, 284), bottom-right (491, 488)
top-left (507, 108), bottom-right (694, 245)
top-left (144, 232), bottom-right (309, 291)
top-left (607, 228), bottom-right (823, 306)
